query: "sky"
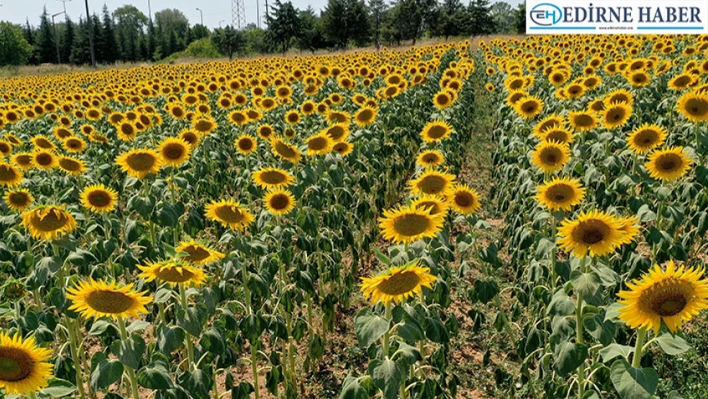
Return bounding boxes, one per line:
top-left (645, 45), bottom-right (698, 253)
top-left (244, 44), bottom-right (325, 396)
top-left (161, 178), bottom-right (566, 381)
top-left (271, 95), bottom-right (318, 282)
top-left (0, 0), bottom-right (522, 29)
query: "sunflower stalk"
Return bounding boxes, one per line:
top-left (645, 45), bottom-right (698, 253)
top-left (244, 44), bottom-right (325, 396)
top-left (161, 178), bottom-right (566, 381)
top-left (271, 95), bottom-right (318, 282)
top-left (632, 327), bottom-right (648, 368)
top-left (576, 256), bottom-right (588, 399)
top-left (117, 317), bottom-right (140, 399)
top-left (178, 285), bottom-right (196, 372)
top-left (66, 318), bottom-right (87, 399)
top-left (382, 302), bottom-right (392, 357)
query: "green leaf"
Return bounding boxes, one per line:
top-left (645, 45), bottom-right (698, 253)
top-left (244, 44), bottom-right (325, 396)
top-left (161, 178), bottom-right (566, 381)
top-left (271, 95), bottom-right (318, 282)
top-left (354, 308), bottom-right (390, 349)
top-left (339, 375), bottom-right (369, 399)
top-left (599, 344), bottom-right (634, 363)
top-left (90, 352), bottom-right (124, 391)
top-left (571, 271), bottom-right (602, 305)
top-left (177, 304), bottom-right (208, 337)
top-left (42, 378), bottom-right (77, 397)
top-left (655, 334), bottom-right (690, 355)
top-left (369, 358), bottom-right (404, 399)
top-left (553, 342), bottom-right (588, 377)
top-left (111, 334), bottom-right (146, 370)
top-left (610, 360), bottom-right (658, 399)
top-left (473, 279), bottom-right (498, 304)
top-left (138, 362), bottom-right (174, 390)
top-left (547, 290), bottom-right (576, 317)
top-left (88, 319), bottom-right (113, 336)
top-left (158, 325), bottom-right (186, 354)
top-left (373, 247), bottom-right (390, 266)
top-left (392, 305), bottom-right (424, 342)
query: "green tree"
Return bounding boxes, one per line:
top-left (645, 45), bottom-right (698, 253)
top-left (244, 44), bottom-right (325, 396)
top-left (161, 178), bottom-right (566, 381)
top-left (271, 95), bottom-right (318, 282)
top-left (322, 0), bottom-right (369, 48)
top-left (212, 26), bottom-right (246, 60)
top-left (368, 0), bottom-right (387, 49)
top-left (243, 24), bottom-right (268, 54)
top-left (297, 7), bottom-right (329, 53)
top-left (192, 24), bottom-right (210, 41)
top-left (468, 0), bottom-right (496, 36)
top-left (0, 22), bottom-right (33, 66)
top-left (36, 8), bottom-right (57, 64)
top-left (154, 9), bottom-right (190, 57)
top-left (60, 18), bottom-right (75, 64)
top-left (490, 1), bottom-right (515, 33)
top-left (265, 0), bottom-right (301, 53)
top-left (70, 17), bottom-right (91, 65)
top-left (514, 2), bottom-right (526, 34)
top-left (24, 19), bottom-right (38, 65)
top-left (102, 6), bottom-right (119, 64)
top-left (114, 5), bottom-right (148, 61)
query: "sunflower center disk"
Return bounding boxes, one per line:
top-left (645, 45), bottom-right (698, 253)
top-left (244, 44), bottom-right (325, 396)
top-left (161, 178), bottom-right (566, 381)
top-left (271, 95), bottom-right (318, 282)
top-left (127, 154), bottom-right (157, 171)
top-left (0, 166), bottom-right (17, 182)
top-left (418, 176), bottom-right (447, 195)
top-left (639, 278), bottom-right (692, 317)
top-left (269, 194), bottom-right (290, 210)
top-left (455, 192), bottom-right (473, 207)
top-left (427, 126), bottom-right (447, 139)
top-left (215, 206), bottom-right (245, 223)
top-left (376, 271), bottom-right (422, 296)
top-left (572, 219), bottom-right (610, 245)
top-left (89, 192), bottom-right (110, 207)
top-left (686, 99), bottom-right (708, 116)
top-left (185, 246), bottom-right (210, 262)
top-left (165, 145), bottom-right (184, 160)
top-left (156, 267), bottom-right (195, 283)
top-left (657, 154), bottom-right (681, 172)
top-left (36, 154), bottom-right (53, 166)
top-left (546, 184), bottom-right (573, 203)
top-left (541, 149), bottom-right (561, 164)
top-left (393, 214), bottom-right (431, 237)
top-left (0, 348), bottom-right (32, 382)
top-left (31, 212), bottom-right (69, 232)
top-left (308, 138), bottom-right (328, 151)
top-left (275, 143), bottom-right (297, 158)
top-left (260, 171), bottom-right (286, 185)
top-left (637, 131), bottom-right (658, 146)
top-left (85, 290), bottom-right (135, 314)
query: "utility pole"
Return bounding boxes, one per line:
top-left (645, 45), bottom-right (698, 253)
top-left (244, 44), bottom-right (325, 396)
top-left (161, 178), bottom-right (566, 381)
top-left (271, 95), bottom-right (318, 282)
top-left (147, 0), bottom-right (152, 22)
top-left (52, 11), bottom-right (66, 64)
top-left (84, 0), bottom-right (96, 66)
top-left (264, 0), bottom-right (269, 26)
top-left (196, 8), bottom-right (203, 26)
top-left (256, 0), bottom-right (260, 28)
top-left (57, 0), bottom-right (71, 18)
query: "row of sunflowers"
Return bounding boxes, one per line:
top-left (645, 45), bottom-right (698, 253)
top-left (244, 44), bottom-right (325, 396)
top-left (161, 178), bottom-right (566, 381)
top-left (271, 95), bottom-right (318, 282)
top-left (0, 39), bottom-right (490, 399)
top-left (481, 34), bottom-right (708, 398)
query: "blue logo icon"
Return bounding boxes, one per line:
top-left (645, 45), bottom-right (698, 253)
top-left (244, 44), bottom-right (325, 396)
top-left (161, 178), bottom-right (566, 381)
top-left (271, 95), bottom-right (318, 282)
top-left (530, 3), bottom-right (563, 26)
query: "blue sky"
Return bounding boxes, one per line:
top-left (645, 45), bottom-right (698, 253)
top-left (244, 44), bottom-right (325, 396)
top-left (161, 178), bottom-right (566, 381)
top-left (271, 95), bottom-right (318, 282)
top-left (0, 0), bottom-right (521, 29)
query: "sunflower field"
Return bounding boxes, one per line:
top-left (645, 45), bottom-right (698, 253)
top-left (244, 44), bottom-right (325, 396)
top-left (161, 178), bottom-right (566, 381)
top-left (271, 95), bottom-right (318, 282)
top-left (1, 33), bottom-right (708, 399)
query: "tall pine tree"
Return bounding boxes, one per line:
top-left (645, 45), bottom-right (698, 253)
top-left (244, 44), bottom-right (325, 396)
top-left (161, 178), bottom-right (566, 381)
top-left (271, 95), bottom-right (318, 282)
top-left (36, 8), bottom-right (57, 64)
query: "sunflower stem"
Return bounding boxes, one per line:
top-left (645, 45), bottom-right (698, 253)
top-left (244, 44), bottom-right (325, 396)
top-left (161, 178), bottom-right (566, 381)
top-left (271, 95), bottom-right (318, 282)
top-left (250, 342), bottom-right (260, 399)
top-left (493, 295), bottom-right (517, 343)
top-left (632, 327), bottom-right (648, 368)
top-left (550, 214), bottom-right (558, 289)
top-left (178, 285), bottom-right (196, 372)
top-left (67, 318), bottom-right (88, 399)
top-left (117, 317), bottom-right (140, 399)
top-left (382, 302), bottom-right (392, 357)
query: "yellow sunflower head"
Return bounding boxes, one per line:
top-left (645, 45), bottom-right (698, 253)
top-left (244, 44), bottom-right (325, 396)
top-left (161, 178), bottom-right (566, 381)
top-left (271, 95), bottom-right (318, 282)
top-left (447, 184), bottom-right (481, 215)
top-left (532, 114), bottom-right (565, 138)
top-left (416, 150), bottom-right (445, 168)
top-left (3, 189), bottom-right (33, 212)
top-left (677, 91), bottom-right (708, 122)
top-left (420, 120), bottom-right (453, 143)
top-left (618, 261), bottom-right (708, 334)
top-left (515, 96), bottom-right (544, 119)
top-left (263, 189), bottom-right (296, 216)
top-left (176, 240), bottom-right (225, 265)
top-left (159, 137), bottom-right (191, 167)
top-left (58, 156), bottom-right (86, 176)
top-left (557, 209), bottom-right (624, 258)
top-left (21, 204), bottom-right (77, 241)
top-left (411, 195), bottom-right (450, 216)
top-left (601, 101), bottom-right (632, 129)
top-left (360, 261), bottom-right (437, 305)
top-left (379, 204), bottom-right (445, 244)
top-left (325, 123), bottom-right (350, 142)
top-left (535, 177), bottom-right (585, 212)
top-left (0, 162), bottom-right (22, 187)
top-left (11, 153), bottom-right (33, 170)
top-left (0, 332), bottom-right (53, 395)
top-left (235, 135), bottom-right (258, 155)
top-left (66, 279), bottom-right (152, 319)
top-left (205, 199), bottom-right (254, 231)
top-left (306, 133), bottom-right (333, 156)
top-left (332, 141), bottom-right (354, 157)
top-left (80, 184), bottom-right (118, 213)
top-left (32, 150), bottom-right (58, 171)
top-left (138, 259), bottom-right (207, 287)
top-left (567, 111), bottom-right (598, 132)
top-left (409, 170), bottom-right (456, 197)
top-left (115, 149), bottom-right (162, 179)
top-left (645, 147), bottom-right (693, 181)
top-left (252, 167), bottom-right (294, 189)
top-left (530, 140), bottom-right (570, 174)
top-left (271, 138), bottom-right (301, 163)
top-left (627, 123), bottom-right (667, 155)
top-left (354, 106), bottom-right (377, 127)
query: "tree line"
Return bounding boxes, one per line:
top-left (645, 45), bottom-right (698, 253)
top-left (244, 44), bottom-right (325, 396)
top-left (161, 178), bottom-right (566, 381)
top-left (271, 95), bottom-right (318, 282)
top-left (0, 0), bottom-right (526, 67)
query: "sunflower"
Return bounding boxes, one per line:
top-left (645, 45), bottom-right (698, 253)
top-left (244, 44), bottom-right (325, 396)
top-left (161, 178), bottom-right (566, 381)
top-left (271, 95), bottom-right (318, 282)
top-left (557, 209), bottom-right (624, 258)
top-left (306, 133), bottom-right (333, 156)
top-left (325, 123), bottom-right (350, 142)
top-left (138, 260), bottom-right (207, 287)
top-left (616, 215), bottom-right (641, 245)
top-left (604, 89), bottom-right (634, 106)
top-left (360, 261), bottom-right (437, 305)
top-left (0, 162), bottom-right (22, 187)
top-left (433, 91), bottom-right (453, 109)
top-left (31, 136), bottom-right (55, 151)
top-left (252, 167), bottom-right (294, 189)
top-left (354, 106), bottom-right (377, 127)
top-left (515, 96), bottom-right (544, 119)
top-left (627, 123), bottom-right (667, 154)
top-left (32, 150), bottom-right (58, 171)
top-left (409, 170), bottom-right (456, 197)
top-left (677, 91), bottom-right (708, 122)
top-left (284, 110), bottom-right (301, 125)
top-left (158, 137), bottom-right (191, 167)
top-left (235, 135), bottom-right (258, 155)
top-left (448, 185), bottom-right (481, 215)
top-left (205, 199), bottom-right (254, 231)
top-left (175, 240), bottom-right (225, 265)
top-left (66, 279), bottom-right (152, 319)
top-left (332, 141), bottom-right (354, 157)
top-left (271, 138), bottom-right (301, 163)
top-left (411, 195), bottom-right (449, 216)
top-left (617, 261), bottom-right (708, 334)
top-left (416, 150), bottom-right (445, 168)
top-left (192, 116), bottom-right (217, 135)
top-left (567, 111), bottom-right (598, 132)
top-left (116, 122), bottom-right (138, 141)
top-left (420, 120), bottom-right (453, 143)
top-left (532, 114), bottom-right (565, 138)
top-left (0, 332), bottom-right (52, 395)
top-left (601, 102), bottom-right (632, 129)
top-left (3, 189), bottom-right (33, 212)
top-left (21, 205), bottom-right (77, 241)
top-left (263, 189), bottom-right (296, 216)
top-left (257, 124), bottom-right (275, 141)
top-left (645, 147), bottom-right (693, 181)
top-left (80, 184), bottom-right (118, 213)
top-left (378, 204), bottom-right (445, 244)
top-left (0, 140), bottom-right (12, 157)
top-left (57, 156), bottom-right (86, 176)
top-left (530, 141), bottom-right (570, 174)
top-left (542, 127), bottom-right (575, 144)
top-left (62, 136), bottom-right (86, 153)
top-left (115, 149), bottom-right (162, 179)
top-left (535, 177), bottom-right (585, 211)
